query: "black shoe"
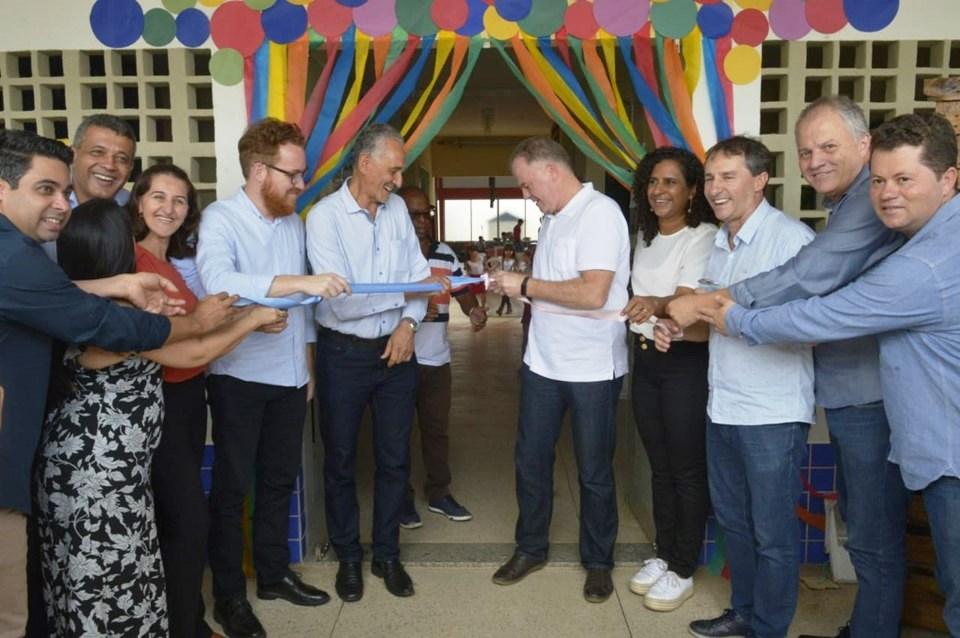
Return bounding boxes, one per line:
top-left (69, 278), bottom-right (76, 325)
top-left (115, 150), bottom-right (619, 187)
top-left (798, 625), bottom-right (851, 638)
top-left (372, 559), bottom-right (415, 597)
top-left (213, 597), bottom-right (266, 638)
top-left (583, 568), bottom-right (614, 603)
top-left (492, 553), bottom-right (546, 585)
top-left (689, 608), bottom-right (751, 637)
top-left (335, 561), bottom-right (364, 602)
top-left (256, 570), bottom-right (330, 606)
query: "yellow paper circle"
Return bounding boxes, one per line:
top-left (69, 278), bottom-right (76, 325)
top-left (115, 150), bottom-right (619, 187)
top-left (723, 44), bottom-right (762, 85)
top-left (288, 0), bottom-right (313, 4)
top-left (735, 0), bottom-right (773, 9)
top-left (484, 6), bottom-right (519, 40)
top-left (198, 0), bottom-right (225, 6)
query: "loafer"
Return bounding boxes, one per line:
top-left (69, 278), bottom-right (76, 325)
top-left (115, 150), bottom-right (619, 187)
top-left (257, 570), bottom-right (330, 606)
top-left (213, 597), bottom-right (265, 638)
top-left (583, 568), bottom-right (614, 603)
top-left (492, 552), bottom-right (546, 585)
top-left (371, 559), bottom-right (415, 597)
top-left (689, 608), bottom-right (751, 637)
top-left (335, 561), bottom-right (364, 602)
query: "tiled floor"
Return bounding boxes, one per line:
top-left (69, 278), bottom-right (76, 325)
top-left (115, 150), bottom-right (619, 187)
top-left (205, 299), bottom-right (947, 637)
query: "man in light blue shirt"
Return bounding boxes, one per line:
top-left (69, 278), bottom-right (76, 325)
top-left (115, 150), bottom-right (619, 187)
top-left (713, 113), bottom-right (960, 637)
top-left (306, 123), bottom-right (435, 603)
top-left (669, 137), bottom-right (815, 638)
top-left (197, 118), bottom-right (348, 638)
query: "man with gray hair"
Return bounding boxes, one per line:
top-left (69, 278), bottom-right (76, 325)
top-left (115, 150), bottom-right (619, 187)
top-left (70, 114), bottom-right (137, 206)
top-left (666, 97), bottom-right (908, 638)
top-left (306, 123), bottom-right (445, 602)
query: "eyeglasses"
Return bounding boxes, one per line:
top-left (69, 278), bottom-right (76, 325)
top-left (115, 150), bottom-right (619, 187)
top-left (262, 162), bottom-right (306, 185)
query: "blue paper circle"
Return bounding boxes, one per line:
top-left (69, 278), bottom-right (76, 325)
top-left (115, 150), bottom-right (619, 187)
top-left (696, 2), bottom-right (733, 39)
top-left (90, 0), bottom-right (144, 48)
top-left (494, 0), bottom-right (532, 22)
top-left (262, 0), bottom-right (308, 43)
top-left (456, 0), bottom-right (488, 36)
top-left (843, 0), bottom-right (899, 32)
top-left (176, 8), bottom-right (210, 47)
top-left (335, 0), bottom-right (368, 7)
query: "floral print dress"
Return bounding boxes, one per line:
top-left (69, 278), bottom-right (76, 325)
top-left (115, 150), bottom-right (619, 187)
top-left (36, 347), bottom-right (168, 637)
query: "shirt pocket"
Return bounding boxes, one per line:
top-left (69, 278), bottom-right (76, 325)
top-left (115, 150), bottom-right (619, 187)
top-left (386, 239), bottom-right (410, 282)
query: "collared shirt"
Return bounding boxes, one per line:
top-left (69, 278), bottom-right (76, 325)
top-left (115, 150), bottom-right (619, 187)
top-left (704, 200), bottom-right (815, 426)
top-left (728, 168), bottom-right (904, 408)
top-left (525, 183), bottom-right (630, 383)
top-left (415, 241), bottom-right (467, 367)
top-left (727, 194), bottom-right (960, 490)
top-left (0, 214), bottom-right (169, 513)
top-left (305, 179), bottom-right (429, 339)
top-left (196, 188), bottom-right (314, 388)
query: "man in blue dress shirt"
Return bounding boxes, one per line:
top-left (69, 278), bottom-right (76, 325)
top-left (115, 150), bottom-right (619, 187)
top-left (709, 113), bottom-right (960, 638)
top-left (197, 118), bottom-right (349, 638)
top-left (306, 123), bottom-right (440, 602)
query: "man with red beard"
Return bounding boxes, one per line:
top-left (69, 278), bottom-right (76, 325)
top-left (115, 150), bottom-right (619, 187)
top-left (197, 118), bottom-right (349, 638)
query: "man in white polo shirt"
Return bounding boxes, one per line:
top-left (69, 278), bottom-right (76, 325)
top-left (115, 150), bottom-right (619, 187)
top-left (489, 137), bottom-right (630, 604)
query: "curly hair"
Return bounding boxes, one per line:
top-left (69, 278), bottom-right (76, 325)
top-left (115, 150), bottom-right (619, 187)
top-left (127, 163), bottom-right (201, 259)
top-left (238, 117), bottom-right (305, 179)
top-left (633, 147), bottom-right (716, 246)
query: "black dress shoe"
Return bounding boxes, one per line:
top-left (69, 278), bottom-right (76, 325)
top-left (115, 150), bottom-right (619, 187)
top-left (336, 561), bottom-right (364, 602)
top-left (798, 625), bottom-right (851, 638)
top-left (583, 568), bottom-right (614, 603)
top-left (371, 559), bottom-right (415, 597)
top-left (492, 552), bottom-right (546, 585)
top-left (257, 570), bottom-right (330, 606)
top-left (213, 597), bottom-right (266, 638)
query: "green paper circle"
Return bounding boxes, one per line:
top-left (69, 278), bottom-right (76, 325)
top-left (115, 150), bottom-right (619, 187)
top-left (518, 0), bottom-right (566, 36)
top-left (396, 0), bottom-right (438, 36)
top-left (162, 0), bottom-right (196, 13)
top-left (244, 0), bottom-right (277, 10)
top-left (650, 0), bottom-right (697, 39)
top-left (210, 47), bottom-right (244, 85)
top-left (143, 8), bottom-right (178, 46)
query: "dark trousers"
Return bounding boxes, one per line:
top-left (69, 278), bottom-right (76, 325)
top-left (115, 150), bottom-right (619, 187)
top-left (413, 363), bottom-right (453, 502)
top-left (630, 337), bottom-right (710, 578)
top-left (315, 330), bottom-right (417, 562)
top-left (206, 375), bottom-right (306, 601)
top-left (154, 374), bottom-right (214, 638)
top-left (515, 364), bottom-right (622, 569)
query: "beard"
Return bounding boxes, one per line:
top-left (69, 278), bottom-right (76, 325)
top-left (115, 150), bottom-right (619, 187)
top-left (262, 179), bottom-right (299, 217)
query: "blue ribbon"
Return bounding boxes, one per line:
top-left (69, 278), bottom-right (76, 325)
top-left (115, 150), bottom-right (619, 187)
top-left (616, 37), bottom-right (687, 150)
top-left (251, 41), bottom-right (270, 123)
top-left (537, 37), bottom-right (598, 122)
top-left (702, 37), bottom-right (731, 141)
top-left (240, 276), bottom-right (486, 309)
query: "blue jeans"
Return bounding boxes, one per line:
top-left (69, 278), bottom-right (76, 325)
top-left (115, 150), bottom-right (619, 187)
top-left (315, 331), bottom-right (417, 562)
top-left (515, 365), bottom-right (622, 569)
top-left (923, 476), bottom-right (960, 636)
top-left (825, 402), bottom-right (908, 638)
top-left (707, 419), bottom-right (808, 638)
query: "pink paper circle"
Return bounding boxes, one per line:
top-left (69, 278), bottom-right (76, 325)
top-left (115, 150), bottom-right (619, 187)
top-left (210, 1), bottom-right (264, 57)
top-left (769, 0), bottom-right (810, 40)
top-left (805, 0), bottom-right (847, 33)
top-left (563, 0), bottom-right (598, 39)
top-left (730, 8), bottom-right (767, 46)
top-left (308, 0), bottom-right (354, 37)
top-left (431, 0), bottom-right (469, 30)
top-left (593, 0), bottom-right (649, 37)
top-left (353, 0), bottom-right (397, 35)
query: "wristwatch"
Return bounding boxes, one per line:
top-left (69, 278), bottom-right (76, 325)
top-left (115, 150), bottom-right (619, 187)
top-left (401, 317), bottom-right (419, 333)
top-left (520, 276), bottom-right (532, 300)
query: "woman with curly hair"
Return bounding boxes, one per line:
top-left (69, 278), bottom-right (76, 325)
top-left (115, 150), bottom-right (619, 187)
top-left (622, 147), bottom-right (718, 612)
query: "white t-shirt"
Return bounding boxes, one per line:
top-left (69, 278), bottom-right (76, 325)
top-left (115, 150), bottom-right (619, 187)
top-left (525, 183), bottom-right (630, 382)
top-left (414, 242), bottom-right (463, 367)
top-left (629, 223), bottom-right (717, 338)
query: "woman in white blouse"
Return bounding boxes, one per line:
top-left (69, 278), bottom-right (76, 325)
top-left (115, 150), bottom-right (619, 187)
top-left (622, 147), bottom-right (718, 612)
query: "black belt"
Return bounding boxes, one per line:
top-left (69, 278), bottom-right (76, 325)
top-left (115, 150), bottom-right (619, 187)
top-left (318, 326), bottom-right (390, 349)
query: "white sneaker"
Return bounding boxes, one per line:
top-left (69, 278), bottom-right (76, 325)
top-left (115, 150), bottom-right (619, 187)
top-left (643, 571), bottom-right (694, 611)
top-left (628, 558), bottom-right (668, 595)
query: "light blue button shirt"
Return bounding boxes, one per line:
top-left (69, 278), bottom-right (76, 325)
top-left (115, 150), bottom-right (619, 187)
top-left (727, 194), bottom-right (960, 490)
top-left (704, 200), bottom-right (816, 426)
top-left (196, 188), bottom-right (314, 388)
top-left (305, 179), bottom-right (429, 339)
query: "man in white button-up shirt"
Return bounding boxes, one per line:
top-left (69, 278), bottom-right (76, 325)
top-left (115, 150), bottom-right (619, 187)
top-left (197, 118), bottom-right (348, 638)
top-left (489, 137), bottom-right (630, 604)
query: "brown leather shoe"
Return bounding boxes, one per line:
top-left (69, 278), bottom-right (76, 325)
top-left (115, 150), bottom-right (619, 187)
top-left (492, 553), bottom-right (546, 585)
top-left (583, 568), bottom-right (613, 603)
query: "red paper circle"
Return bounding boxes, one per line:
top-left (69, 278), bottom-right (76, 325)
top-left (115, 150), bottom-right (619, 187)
top-left (431, 0), bottom-right (469, 31)
top-left (563, 0), bottom-right (598, 40)
top-left (730, 8), bottom-right (768, 47)
top-left (805, 0), bottom-right (847, 34)
top-left (210, 1), bottom-right (264, 57)
top-left (308, 0), bottom-right (354, 37)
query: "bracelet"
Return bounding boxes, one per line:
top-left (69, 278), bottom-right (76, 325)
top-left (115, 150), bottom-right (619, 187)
top-left (520, 276), bottom-right (531, 299)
